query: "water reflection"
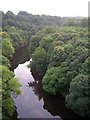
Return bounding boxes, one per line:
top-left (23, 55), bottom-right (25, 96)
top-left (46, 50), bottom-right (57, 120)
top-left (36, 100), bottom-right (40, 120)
top-left (26, 81), bottom-right (43, 101)
top-left (27, 71), bottom-right (84, 120)
top-left (10, 45), bottom-right (30, 71)
top-left (14, 61), bottom-right (61, 119)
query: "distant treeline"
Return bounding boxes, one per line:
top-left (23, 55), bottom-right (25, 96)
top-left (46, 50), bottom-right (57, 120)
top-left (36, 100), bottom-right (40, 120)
top-left (0, 11), bottom-right (88, 50)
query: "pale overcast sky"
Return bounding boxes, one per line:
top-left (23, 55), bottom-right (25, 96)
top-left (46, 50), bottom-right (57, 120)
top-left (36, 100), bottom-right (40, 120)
top-left (0, 0), bottom-right (89, 17)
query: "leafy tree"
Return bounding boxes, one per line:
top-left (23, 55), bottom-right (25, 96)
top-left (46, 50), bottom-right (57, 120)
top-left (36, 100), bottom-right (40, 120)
top-left (29, 35), bottom-right (41, 54)
top-left (43, 67), bottom-right (58, 94)
top-left (0, 32), bottom-right (10, 38)
top-left (1, 65), bottom-right (21, 120)
top-left (79, 57), bottom-right (90, 75)
top-left (31, 47), bottom-right (47, 76)
top-left (65, 74), bottom-right (89, 117)
top-left (2, 55), bottom-right (10, 68)
top-left (39, 35), bottom-right (53, 52)
top-left (0, 31), bottom-right (21, 120)
top-left (1, 38), bottom-right (14, 59)
top-left (42, 26), bottom-right (56, 34)
top-left (81, 18), bottom-right (88, 27)
top-left (7, 26), bottom-right (28, 49)
top-left (49, 46), bottom-right (64, 67)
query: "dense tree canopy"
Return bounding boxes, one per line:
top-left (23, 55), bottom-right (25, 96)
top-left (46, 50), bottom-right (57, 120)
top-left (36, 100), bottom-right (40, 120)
top-left (0, 32), bottom-right (14, 59)
top-left (5, 26), bottom-right (29, 49)
top-left (0, 31), bottom-right (21, 120)
top-left (1, 38), bottom-right (14, 59)
top-left (1, 66), bottom-right (21, 120)
top-left (29, 26), bottom-right (89, 117)
top-left (66, 74), bottom-right (89, 117)
top-left (31, 47), bottom-right (47, 76)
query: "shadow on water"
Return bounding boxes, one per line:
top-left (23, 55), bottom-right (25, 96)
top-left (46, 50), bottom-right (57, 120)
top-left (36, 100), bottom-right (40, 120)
top-left (11, 45), bottom-right (88, 120)
top-left (10, 45), bottom-right (30, 71)
top-left (26, 71), bottom-right (87, 120)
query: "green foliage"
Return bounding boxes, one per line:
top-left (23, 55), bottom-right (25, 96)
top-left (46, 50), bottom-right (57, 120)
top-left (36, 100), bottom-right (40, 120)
top-left (1, 65), bottom-right (21, 120)
top-left (2, 55), bottom-right (10, 68)
top-left (43, 67), bottom-right (58, 94)
top-left (31, 47), bottom-right (47, 76)
top-left (0, 31), bottom-right (21, 119)
top-left (81, 18), bottom-right (88, 27)
top-left (65, 74), bottom-right (89, 117)
top-left (1, 38), bottom-right (14, 59)
top-left (2, 11), bottom-right (88, 117)
top-left (3, 11), bottom-right (87, 31)
top-left (39, 35), bottom-right (53, 52)
top-left (29, 35), bottom-right (41, 54)
top-left (2, 11), bottom-right (87, 51)
top-left (43, 65), bottom-right (70, 95)
top-left (49, 46), bottom-right (64, 67)
top-left (29, 26), bottom-right (88, 117)
top-left (0, 32), bottom-right (10, 38)
top-left (6, 26), bottom-right (28, 49)
top-left (42, 26), bottom-right (56, 34)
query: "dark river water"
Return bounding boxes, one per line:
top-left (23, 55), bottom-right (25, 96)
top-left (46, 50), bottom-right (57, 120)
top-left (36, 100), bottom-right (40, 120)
top-left (11, 45), bottom-right (85, 120)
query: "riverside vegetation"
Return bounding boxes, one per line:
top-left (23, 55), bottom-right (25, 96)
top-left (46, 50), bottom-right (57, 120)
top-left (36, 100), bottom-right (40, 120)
top-left (0, 11), bottom-right (89, 119)
top-left (29, 26), bottom-right (89, 117)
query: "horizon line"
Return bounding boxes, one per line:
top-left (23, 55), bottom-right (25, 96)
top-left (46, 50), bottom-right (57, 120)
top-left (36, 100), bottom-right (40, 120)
top-left (0, 10), bottom-right (88, 18)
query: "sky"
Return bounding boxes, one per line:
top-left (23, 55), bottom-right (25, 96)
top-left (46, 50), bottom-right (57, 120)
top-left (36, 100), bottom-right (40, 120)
top-left (0, 0), bottom-right (89, 17)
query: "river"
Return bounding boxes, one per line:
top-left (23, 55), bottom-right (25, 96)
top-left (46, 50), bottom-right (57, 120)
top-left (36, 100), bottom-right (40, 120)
top-left (11, 45), bottom-right (85, 120)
